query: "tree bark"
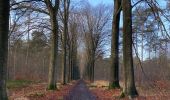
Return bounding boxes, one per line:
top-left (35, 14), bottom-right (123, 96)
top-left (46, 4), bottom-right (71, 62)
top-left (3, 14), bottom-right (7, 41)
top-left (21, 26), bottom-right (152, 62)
top-left (109, 0), bottom-right (121, 89)
top-left (45, 0), bottom-right (60, 90)
top-left (0, 0), bottom-right (10, 99)
top-left (62, 0), bottom-right (70, 85)
top-left (48, 12), bottom-right (58, 90)
top-left (122, 0), bottom-right (138, 98)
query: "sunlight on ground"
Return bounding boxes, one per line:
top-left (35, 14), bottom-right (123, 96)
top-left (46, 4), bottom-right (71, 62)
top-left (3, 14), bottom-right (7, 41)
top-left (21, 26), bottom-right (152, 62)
top-left (94, 80), bottom-right (109, 87)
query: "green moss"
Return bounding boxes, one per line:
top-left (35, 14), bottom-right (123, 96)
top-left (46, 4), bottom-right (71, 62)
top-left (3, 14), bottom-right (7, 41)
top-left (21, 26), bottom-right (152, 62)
top-left (119, 90), bottom-right (138, 99)
top-left (7, 80), bottom-right (32, 89)
top-left (119, 92), bottom-right (125, 98)
top-left (109, 82), bottom-right (120, 89)
top-left (27, 92), bottom-right (45, 97)
top-left (47, 84), bottom-right (57, 90)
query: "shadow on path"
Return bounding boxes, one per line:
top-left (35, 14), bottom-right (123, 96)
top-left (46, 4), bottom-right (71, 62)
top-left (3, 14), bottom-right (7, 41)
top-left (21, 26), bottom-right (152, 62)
top-left (64, 80), bottom-right (96, 100)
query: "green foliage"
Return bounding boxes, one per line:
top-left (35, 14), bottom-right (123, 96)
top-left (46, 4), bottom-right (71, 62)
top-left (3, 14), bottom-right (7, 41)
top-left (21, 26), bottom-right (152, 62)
top-left (30, 31), bottom-right (47, 52)
top-left (7, 80), bottom-right (32, 89)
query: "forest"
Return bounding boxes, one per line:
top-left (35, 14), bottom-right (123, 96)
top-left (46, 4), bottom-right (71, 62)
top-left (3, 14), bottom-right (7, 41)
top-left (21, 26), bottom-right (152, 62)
top-left (0, 0), bottom-right (170, 100)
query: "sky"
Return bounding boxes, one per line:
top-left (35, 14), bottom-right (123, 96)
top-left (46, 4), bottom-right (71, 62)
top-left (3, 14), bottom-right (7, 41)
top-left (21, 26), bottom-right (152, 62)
top-left (88, 0), bottom-right (166, 7)
top-left (88, 0), bottom-right (113, 6)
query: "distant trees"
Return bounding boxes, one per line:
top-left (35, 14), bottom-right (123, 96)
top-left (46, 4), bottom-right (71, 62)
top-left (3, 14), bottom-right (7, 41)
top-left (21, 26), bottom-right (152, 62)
top-left (10, 0), bottom-right (60, 89)
top-left (30, 31), bottom-right (47, 52)
top-left (68, 13), bottom-right (80, 81)
top-left (9, 0), bottom-right (80, 86)
top-left (131, 0), bottom-right (170, 84)
top-left (0, 0), bottom-right (10, 99)
top-left (81, 3), bottom-right (111, 82)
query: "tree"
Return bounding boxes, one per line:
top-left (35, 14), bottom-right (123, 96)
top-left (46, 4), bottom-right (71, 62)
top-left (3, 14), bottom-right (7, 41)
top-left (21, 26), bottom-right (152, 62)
top-left (67, 12), bottom-right (79, 81)
top-left (44, 0), bottom-right (60, 90)
top-left (109, 0), bottom-right (121, 89)
top-left (121, 0), bottom-right (138, 98)
top-left (30, 31), bottom-right (47, 52)
top-left (61, 0), bottom-right (70, 85)
top-left (0, 0), bottom-right (10, 99)
top-left (81, 3), bottom-right (111, 82)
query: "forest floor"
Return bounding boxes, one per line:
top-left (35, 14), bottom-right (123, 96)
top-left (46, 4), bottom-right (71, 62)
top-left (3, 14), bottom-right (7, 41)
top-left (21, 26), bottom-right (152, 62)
top-left (8, 79), bottom-right (170, 100)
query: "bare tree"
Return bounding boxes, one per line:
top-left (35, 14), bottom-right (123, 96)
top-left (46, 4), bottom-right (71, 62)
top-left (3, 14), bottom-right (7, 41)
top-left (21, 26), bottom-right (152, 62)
top-left (121, 0), bottom-right (138, 98)
top-left (61, 0), bottom-right (70, 85)
top-left (81, 3), bottom-right (111, 82)
top-left (44, 0), bottom-right (60, 90)
top-left (109, 0), bottom-right (121, 89)
top-left (68, 12), bottom-right (79, 81)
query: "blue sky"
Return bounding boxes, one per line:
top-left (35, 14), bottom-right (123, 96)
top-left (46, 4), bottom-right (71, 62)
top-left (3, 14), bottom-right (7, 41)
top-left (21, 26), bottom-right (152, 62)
top-left (88, 0), bottom-right (113, 6)
top-left (88, 0), bottom-right (166, 7)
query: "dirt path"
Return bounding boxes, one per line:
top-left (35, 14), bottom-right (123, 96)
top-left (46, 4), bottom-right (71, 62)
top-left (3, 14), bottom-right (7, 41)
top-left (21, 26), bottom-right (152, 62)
top-left (64, 80), bottom-right (96, 100)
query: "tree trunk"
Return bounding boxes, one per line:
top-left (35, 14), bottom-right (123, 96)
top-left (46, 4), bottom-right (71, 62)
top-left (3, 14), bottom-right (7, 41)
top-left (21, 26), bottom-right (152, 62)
top-left (70, 47), bottom-right (73, 80)
top-left (109, 0), bottom-right (121, 89)
top-left (122, 0), bottom-right (138, 98)
top-left (91, 55), bottom-right (95, 82)
top-left (25, 16), bottom-right (30, 70)
top-left (48, 11), bottom-right (58, 90)
top-left (68, 46), bottom-right (71, 82)
top-left (45, 0), bottom-right (60, 90)
top-left (0, 0), bottom-right (10, 99)
top-left (62, 0), bottom-right (69, 85)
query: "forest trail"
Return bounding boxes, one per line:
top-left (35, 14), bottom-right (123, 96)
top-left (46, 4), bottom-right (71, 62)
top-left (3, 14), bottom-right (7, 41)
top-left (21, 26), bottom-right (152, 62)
top-left (64, 80), bottom-right (96, 100)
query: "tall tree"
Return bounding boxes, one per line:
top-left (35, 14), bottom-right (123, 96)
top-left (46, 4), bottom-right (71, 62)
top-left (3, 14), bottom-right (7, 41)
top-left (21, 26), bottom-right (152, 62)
top-left (68, 13), bottom-right (79, 81)
top-left (121, 0), bottom-right (138, 98)
top-left (0, 0), bottom-right (10, 99)
top-left (109, 0), bottom-right (121, 89)
top-left (62, 0), bottom-right (70, 85)
top-left (44, 0), bottom-right (60, 90)
top-left (81, 3), bottom-right (111, 82)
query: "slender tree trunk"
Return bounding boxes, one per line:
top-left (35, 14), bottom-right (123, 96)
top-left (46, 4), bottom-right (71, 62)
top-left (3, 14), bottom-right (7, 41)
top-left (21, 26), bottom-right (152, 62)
top-left (87, 53), bottom-right (92, 81)
top-left (25, 16), bottom-right (30, 69)
top-left (91, 54), bottom-right (95, 82)
top-left (122, 0), bottom-right (138, 98)
top-left (72, 37), bottom-right (78, 80)
top-left (141, 22), bottom-right (144, 62)
top-left (43, 55), bottom-right (46, 79)
top-left (148, 45), bottom-right (151, 59)
top-left (68, 46), bottom-right (71, 82)
top-left (109, 0), bottom-right (121, 89)
top-left (71, 45), bottom-right (74, 80)
top-left (13, 46), bottom-right (17, 80)
top-left (0, 0), bottom-right (10, 99)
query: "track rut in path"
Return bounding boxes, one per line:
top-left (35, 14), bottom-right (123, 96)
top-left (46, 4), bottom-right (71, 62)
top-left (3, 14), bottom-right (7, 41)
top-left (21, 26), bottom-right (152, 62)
top-left (64, 80), bottom-right (96, 100)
